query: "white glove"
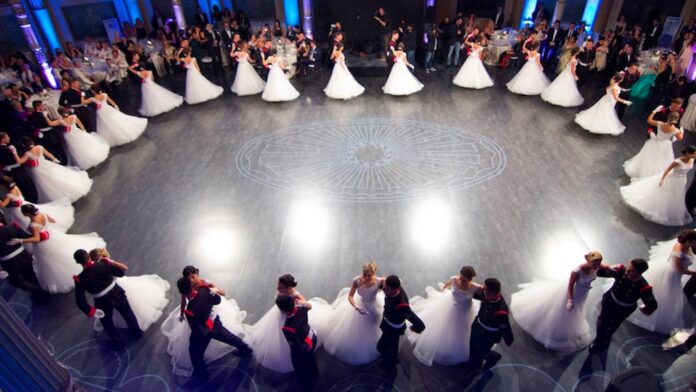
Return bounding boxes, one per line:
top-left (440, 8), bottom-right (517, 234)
top-left (566, 299), bottom-right (574, 311)
top-left (355, 306), bottom-right (368, 315)
top-left (625, 101), bottom-right (633, 106)
top-left (94, 309), bottom-right (105, 318)
top-left (6, 239), bottom-right (21, 246)
top-left (649, 132), bottom-right (657, 140)
top-left (0, 270), bottom-right (8, 279)
top-left (652, 105), bottom-right (664, 113)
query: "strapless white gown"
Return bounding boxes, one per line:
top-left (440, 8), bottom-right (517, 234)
top-left (231, 57), bottom-right (266, 96)
top-left (383, 56), bottom-right (423, 96)
top-left (95, 95), bottom-right (148, 146)
top-left (184, 59), bottom-right (223, 105)
top-left (407, 279), bottom-right (480, 365)
top-left (324, 54), bottom-right (365, 100)
top-left (452, 48), bottom-right (494, 89)
top-left (4, 193), bottom-right (74, 232)
top-left (138, 73), bottom-right (183, 117)
top-left (541, 60), bottom-right (584, 107)
top-left (261, 64), bottom-right (300, 102)
top-left (506, 54), bottom-right (550, 95)
top-left (63, 123), bottom-right (110, 170)
top-left (623, 122), bottom-right (679, 178)
top-left (575, 86), bottom-right (625, 135)
top-left (25, 147), bottom-right (92, 203)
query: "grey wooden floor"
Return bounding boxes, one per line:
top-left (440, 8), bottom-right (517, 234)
top-left (2, 62), bottom-right (695, 392)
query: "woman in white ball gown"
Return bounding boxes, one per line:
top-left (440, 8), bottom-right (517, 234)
top-left (627, 231), bottom-right (696, 334)
top-left (261, 51), bottom-right (300, 102)
top-left (179, 43), bottom-right (224, 105)
top-left (89, 248), bottom-right (170, 331)
top-left (0, 176), bottom-right (73, 231)
top-left (161, 269), bottom-right (247, 377)
top-left (244, 274), bottom-right (330, 373)
top-left (575, 72), bottom-right (630, 135)
top-left (620, 145), bottom-right (696, 226)
top-left (13, 204), bottom-right (105, 293)
top-left (510, 252), bottom-right (606, 351)
top-left (541, 47), bottom-right (584, 107)
top-left (230, 42), bottom-right (266, 96)
top-left (321, 262), bottom-right (384, 365)
top-left (383, 43), bottom-right (424, 96)
top-left (59, 108), bottom-right (110, 170)
top-left (407, 266), bottom-right (481, 365)
top-left (324, 43), bottom-right (365, 100)
top-left (19, 138), bottom-right (92, 203)
top-left (506, 42), bottom-right (550, 95)
top-left (624, 110), bottom-right (683, 178)
top-left (453, 35), bottom-right (494, 89)
top-left (90, 86), bottom-right (148, 147)
top-left (129, 53), bottom-right (183, 117)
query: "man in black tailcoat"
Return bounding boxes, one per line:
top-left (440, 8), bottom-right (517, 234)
top-left (0, 132), bottom-right (37, 202)
top-left (59, 79), bottom-right (96, 133)
top-left (277, 295), bottom-right (319, 390)
top-left (377, 275), bottom-right (425, 366)
top-left (73, 249), bottom-right (142, 347)
top-left (0, 211), bottom-right (45, 295)
top-left (27, 101), bottom-right (67, 163)
top-left (178, 277), bottom-right (251, 382)
top-left (589, 259), bottom-right (657, 354)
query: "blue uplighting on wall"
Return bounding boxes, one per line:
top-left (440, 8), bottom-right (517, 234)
top-left (519, 0), bottom-right (536, 29)
top-left (581, 0), bottom-right (602, 32)
top-left (125, 0), bottom-right (142, 23)
top-left (284, 0), bottom-right (299, 27)
top-left (33, 9), bottom-right (60, 54)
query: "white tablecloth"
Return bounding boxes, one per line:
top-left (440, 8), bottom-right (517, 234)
top-left (25, 90), bottom-right (62, 120)
top-left (683, 94), bottom-right (696, 131)
top-left (0, 69), bottom-right (19, 86)
top-left (274, 41), bottom-right (297, 78)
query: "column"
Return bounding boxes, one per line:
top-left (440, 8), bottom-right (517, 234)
top-left (681, 0), bottom-right (696, 23)
top-left (25, 0), bottom-right (62, 54)
top-left (283, 0), bottom-right (299, 27)
top-left (172, 0), bottom-right (186, 28)
top-left (605, 0), bottom-right (623, 32)
top-left (518, 0), bottom-right (536, 28)
top-left (124, 0), bottom-right (144, 23)
top-left (551, 0), bottom-right (565, 22)
top-left (580, 0), bottom-right (602, 31)
top-left (300, 0), bottom-right (313, 39)
top-left (10, 0), bottom-right (58, 88)
top-left (0, 297), bottom-right (72, 391)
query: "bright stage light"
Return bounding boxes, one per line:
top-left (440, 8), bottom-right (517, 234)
top-left (191, 225), bottom-right (238, 263)
top-left (286, 197), bottom-right (332, 254)
top-left (409, 197), bottom-right (454, 255)
top-left (538, 234), bottom-right (589, 281)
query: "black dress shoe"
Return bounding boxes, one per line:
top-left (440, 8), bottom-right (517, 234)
top-left (482, 351), bottom-right (502, 370)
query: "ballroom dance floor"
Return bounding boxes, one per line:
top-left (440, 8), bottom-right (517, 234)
top-left (2, 63), bottom-right (696, 392)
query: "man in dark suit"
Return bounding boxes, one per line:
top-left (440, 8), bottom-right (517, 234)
top-left (194, 7), bottom-right (208, 27)
top-left (204, 23), bottom-right (223, 70)
top-left (644, 19), bottom-right (662, 49)
top-left (0, 211), bottom-right (45, 295)
top-left (178, 277), bottom-right (252, 382)
top-left (543, 20), bottom-right (564, 64)
top-left (616, 43), bottom-right (634, 71)
top-left (493, 6), bottom-right (505, 29)
top-left (151, 12), bottom-right (166, 33)
top-left (563, 21), bottom-right (579, 43)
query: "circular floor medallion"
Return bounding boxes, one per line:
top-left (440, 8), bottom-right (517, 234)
top-left (235, 118), bottom-right (506, 201)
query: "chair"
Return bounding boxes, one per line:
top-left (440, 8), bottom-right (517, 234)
top-left (308, 48), bottom-right (323, 76)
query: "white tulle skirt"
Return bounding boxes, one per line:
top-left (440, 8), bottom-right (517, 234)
top-left (185, 66), bottom-right (224, 105)
top-left (96, 104), bottom-right (148, 147)
top-left (324, 64), bottom-right (365, 100)
top-left (574, 95), bottom-right (625, 135)
top-left (383, 62), bottom-right (424, 96)
top-left (506, 59), bottom-right (550, 95)
top-left (32, 229), bottom-right (106, 293)
top-left (28, 160), bottom-right (92, 203)
top-left (628, 253), bottom-right (695, 334)
top-left (63, 126), bottom-right (110, 170)
top-left (262, 66), bottom-right (300, 102)
top-left (624, 139), bottom-right (675, 178)
top-left (244, 298), bottom-right (331, 373)
top-left (138, 77), bottom-right (183, 117)
top-left (510, 280), bottom-right (596, 351)
top-left (109, 275), bottom-right (170, 331)
top-left (321, 288), bottom-right (383, 365)
top-left (452, 56), bottom-right (494, 89)
top-left (541, 68), bottom-right (584, 107)
top-left (406, 286), bottom-right (479, 365)
top-left (161, 297), bottom-right (248, 377)
top-left (231, 61), bottom-right (266, 96)
top-left (6, 199), bottom-right (74, 232)
top-left (620, 173), bottom-right (692, 225)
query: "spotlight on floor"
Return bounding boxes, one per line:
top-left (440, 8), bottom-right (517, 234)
top-left (409, 197), bottom-right (453, 255)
